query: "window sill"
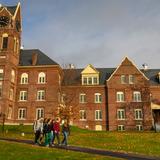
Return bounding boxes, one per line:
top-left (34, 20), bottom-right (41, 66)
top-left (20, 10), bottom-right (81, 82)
top-left (117, 119), bottom-right (126, 121)
top-left (36, 100), bottom-right (46, 101)
top-left (18, 100), bottom-right (27, 102)
top-left (95, 119), bottom-right (102, 121)
top-left (135, 119), bottom-right (143, 120)
top-left (79, 119), bottom-right (87, 121)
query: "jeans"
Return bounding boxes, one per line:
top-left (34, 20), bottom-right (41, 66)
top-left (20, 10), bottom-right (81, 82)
top-left (34, 130), bottom-right (41, 144)
top-left (45, 132), bottom-right (51, 146)
top-left (61, 131), bottom-right (68, 145)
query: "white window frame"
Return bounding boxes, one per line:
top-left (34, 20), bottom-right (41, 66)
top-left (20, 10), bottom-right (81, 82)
top-left (134, 109), bottom-right (143, 120)
top-left (37, 90), bottom-right (45, 101)
top-left (9, 88), bottom-right (14, 100)
top-left (129, 75), bottom-right (134, 84)
top-left (79, 93), bottom-right (86, 103)
top-left (38, 72), bottom-right (46, 84)
top-left (21, 73), bottom-right (28, 84)
top-left (136, 125), bottom-right (143, 131)
top-left (11, 69), bottom-right (15, 83)
top-left (95, 93), bottom-right (102, 103)
top-left (79, 110), bottom-right (86, 121)
top-left (118, 125), bottom-right (125, 131)
top-left (133, 91), bottom-right (141, 102)
top-left (82, 76), bottom-right (99, 85)
top-left (19, 91), bottom-right (27, 101)
top-left (117, 109), bottom-right (125, 120)
top-left (95, 110), bottom-right (102, 121)
top-left (18, 108), bottom-right (26, 120)
top-left (7, 106), bottom-right (12, 119)
top-left (116, 92), bottom-right (124, 102)
top-left (0, 69), bottom-right (4, 81)
top-left (36, 108), bottom-right (44, 120)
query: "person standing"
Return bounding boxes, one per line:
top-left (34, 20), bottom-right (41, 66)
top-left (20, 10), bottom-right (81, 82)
top-left (61, 120), bottom-right (70, 146)
top-left (33, 118), bottom-right (44, 145)
top-left (52, 118), bottom-right (60, 145)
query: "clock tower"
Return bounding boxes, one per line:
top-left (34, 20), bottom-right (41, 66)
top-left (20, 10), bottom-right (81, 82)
top-left (0, 3), bottom-right (21, 122)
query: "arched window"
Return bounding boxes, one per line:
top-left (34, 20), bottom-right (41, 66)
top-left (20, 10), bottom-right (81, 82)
top-left (11, 69), bottom-right (15, 83)
top-left (1, 33), bottom-right (8, 50)
top-left (38, 72), bottom-right (46, 84)
top-left (21, 73), bottom-right (28, 84)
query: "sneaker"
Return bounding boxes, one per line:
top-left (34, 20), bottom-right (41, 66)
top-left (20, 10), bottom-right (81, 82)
top-left (45, 144), bottom-right (49, 147)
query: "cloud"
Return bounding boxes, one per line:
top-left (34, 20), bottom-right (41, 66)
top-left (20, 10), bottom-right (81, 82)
top-left (2, 0), bottom-right (160, 68)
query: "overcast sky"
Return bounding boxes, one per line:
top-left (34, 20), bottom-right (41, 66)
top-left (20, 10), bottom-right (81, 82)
top-left (1, 0), bottom-right (160, 68)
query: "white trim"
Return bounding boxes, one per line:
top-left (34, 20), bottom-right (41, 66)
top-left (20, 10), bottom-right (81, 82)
top-left (107, 56), bottom-right (149, 82)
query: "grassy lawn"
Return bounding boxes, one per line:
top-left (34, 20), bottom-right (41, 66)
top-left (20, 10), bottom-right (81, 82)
top-left (0, 141), bottom-right (122, 160)
top-left (0, 125), bottom-right (160, 157)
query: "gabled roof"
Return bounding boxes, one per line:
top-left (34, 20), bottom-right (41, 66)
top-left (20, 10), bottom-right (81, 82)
top-left (107, 57), bottom-right (149, 82)
top-left (19, 49), bottom-right (59, 66)
top-left (81, 64), bottom-right (99, 74)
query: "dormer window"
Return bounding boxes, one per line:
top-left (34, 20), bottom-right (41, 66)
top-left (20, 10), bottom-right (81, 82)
top-left (81, 64), bottom-right (99, 85)
top-left (82, 76), bottom-right (99, 85)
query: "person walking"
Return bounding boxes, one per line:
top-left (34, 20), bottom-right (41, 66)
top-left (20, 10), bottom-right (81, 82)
top-left (52, 117), bottom-right (60, 145)
top-left (33, 118), bottom-right (44, 145)
top-left (43, 118), bottom-right (52, 147)
top-left (61, 120), bottom-right (70, 146)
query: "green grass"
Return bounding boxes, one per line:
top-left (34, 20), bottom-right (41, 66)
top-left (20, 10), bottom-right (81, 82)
top-left (0, 141), bottom-right (122, 160)
top-left (0, 125), bottom-right (160, 157)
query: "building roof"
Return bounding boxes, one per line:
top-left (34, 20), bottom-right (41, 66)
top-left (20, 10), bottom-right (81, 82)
top-left (62, 68), bottom-right (115, 85)
top-left (6, 6), bottom-right (17, 15)
top-left (63, 68), bottom-right (160, 86)
top-left (142, 69), bottom-right (160, 85)
top-left (19, 49), bottom-right (59, 66)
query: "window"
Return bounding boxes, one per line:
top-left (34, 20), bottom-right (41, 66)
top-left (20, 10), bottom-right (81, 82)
top-left (79, 94), bottom-right (86, 103)
top-left (11, 69), bottom-right (15, 83)
top-left (14, 37), bottom-right (16, 52)
top-left (36, 108), bottom-right (44, 119)
top-left (121, 75), bottom-right (126, 84)
top-left (19, 91), bottom-right (27, 101)
top-left (7, 106), bottom-right (12, 119)
top-left (9, 88), bottom-right (14, 100)
top-left (83, 77), bottom-right (87, 85)
top-left (21, 73), bottom-right (28, 84)
top-left (0, 82), bottom-right (2, 98)
top-left (133, 91), bottom-right (141, 102)
top-left (95, 110), bottom-right (102, 120)
top-left (0, 69), bottom-right (4, 80)
top-left (80, 110), bottom-right (86, 120)
top-left (1, 34), bottom-right (8, 49)
top-left (95, 93), bottom-right (102, 103)
top-left (93, 77), bottom-right (98, 84)
top-left (136, 125), bottom-right (143, 131)
top-left (129, 75), bottom-right (134, 84)
top-left (116, 92), bottom-right (124, 102)
top-left (118, 125), bottom-right (125, 131)
top-left (38, 72), bottom-right (46, 84)
top-left (135, 109), bottom-right (143, 120)
top-left (82, 76), bottom-right (99, 85)
top-left (37, 90), bottom-right (45, 100)
top-left (18, 108), bottom-right (26, 119)
top-left (117, 109), bottom-right (125, 120)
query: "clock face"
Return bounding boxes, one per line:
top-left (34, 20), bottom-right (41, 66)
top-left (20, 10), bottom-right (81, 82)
top-left (0, 16), bottom-right (9, 27)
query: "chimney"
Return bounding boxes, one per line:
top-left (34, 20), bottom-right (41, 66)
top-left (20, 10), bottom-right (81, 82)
top-left (68, 63), bottom-right (75, 69)
top-left (142, 63), bottom-right (148, 71)
top-left (32, 53), bottom-right (38, 65)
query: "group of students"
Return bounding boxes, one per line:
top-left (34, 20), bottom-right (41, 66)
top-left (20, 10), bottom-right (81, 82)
top-left (33, 117), bottom-right (70, 147)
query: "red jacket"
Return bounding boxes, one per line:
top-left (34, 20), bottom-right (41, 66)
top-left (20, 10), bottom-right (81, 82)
top-left (53, 122), bottom-right (60, 133)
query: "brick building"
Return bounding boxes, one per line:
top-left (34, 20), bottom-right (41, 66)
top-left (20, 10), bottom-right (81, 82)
top-left (0, 3), bottom-right (160, 131)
